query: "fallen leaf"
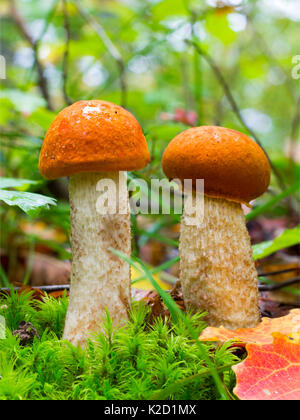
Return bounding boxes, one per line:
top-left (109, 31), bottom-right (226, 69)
top-left (233, 333), bottom-right (300, 400)
top-left (18, 285), bottom-right (45, 301)
top-left (139, 282), bottom-right (185, 324)
top-left (131, 265), bottom-right (171, 291)
top-left (20, 221), bottom-right (67, 244)
top-left (259, 296), bottom-right (295, 318)
top-left (143, 290), bottom-right (166, 323)
top-left (49, 290), bottom-right (68, 299)
top-left (199, 309), bottom-right (300, 346)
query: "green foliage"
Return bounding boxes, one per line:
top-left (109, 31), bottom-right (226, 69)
top-left (0, 177), bottom-right (56, 216)
top-left (0, 289), bottom-right (36, 331)
top-left (246, 181), bottom-right (300, 222)
top-left (107, 249), bottom-right (230, 399)
top-left (35, 294), bottom-right (69, 338)
top-left (0, 292), bottom-right (239, 400)
top-left (252, 225), bottom-right (300, 260)
top-left (0, 354), bottom-right (38, 400)
top-left (0, 190), bottom-right (56, 216)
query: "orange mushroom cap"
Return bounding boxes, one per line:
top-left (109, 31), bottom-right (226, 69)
top-left (39, 100), bottom-right (150, 179)
top-left (162, 126), bottom-right (271, 205)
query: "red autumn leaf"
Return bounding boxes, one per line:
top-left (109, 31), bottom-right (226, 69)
top-left (199, 309), bottom-right (300, 346)
top-left (160, 109), bottom-right (198, 126)
top-left (174, 108), bottom-right (198, 126)
top-left (233, 333), bottom-right (300, 400)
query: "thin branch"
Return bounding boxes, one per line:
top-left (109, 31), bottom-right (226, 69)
top-left (72, 0), bottom-right (127, 107)
top-left (62, 0), bottom-right (72, 105)
top-left (291, 96), bottom-right (300, 141)
top-left (0, 285), bottom-right (70, 294)
top-left (36, 0), bottom-right (59, 48)
top-left (186, 39), bottom-right (286, 192)
top-left (180, 56), bottom-right (194, 110)
top-left (247, 12), bottom-right (300, 205)
top-left (10, 0), bottom-right (54, 110)
top-left (1, 277), bottom-right (299, 294)
top-left (26, 0), bottom-right (59, 89)
top-left (258, 267), bottom-right (300, 277)
top-left (247, 14), bottom-right (295, 101)
top-left (183, 0), bottom-right (203, 124)
top-left (259, 277), bottom-right (300, 291)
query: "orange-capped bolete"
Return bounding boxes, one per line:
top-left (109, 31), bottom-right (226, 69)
top-left (162, 126), bottom-right (270, 330)
top-left (39, 100), bottom-right (150, 346)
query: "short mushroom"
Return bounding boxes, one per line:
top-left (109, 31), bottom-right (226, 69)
top-left (39, 100), bottom-right (150, 346)
top-left (162, 126), bottom-right (270, 330)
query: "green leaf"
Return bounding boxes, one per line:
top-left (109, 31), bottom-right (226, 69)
top-left (205, 12), bottom-right (236, 45)
top-left (150, 0), bottom-right (187, 21)
top-left (240, 56), bottom-right (266, 79)
top-left (28, 108), bottom-right (56, 131)
top-left (0, 90), bottom-right (46, 114)
top-left (0, 99), bottom-right (15, 126)
top-left (0, 264), bottom-right (10, 288)
top-left (0, 178), bottom-right (39, 190)
top-left (0, 189), bottom-right (56, 216)
top-left (131, 256), bottom-right (179, 285)
top-left (252, 226), bottom-right (300, 260)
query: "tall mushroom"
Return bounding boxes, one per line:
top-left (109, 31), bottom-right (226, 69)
top-left (162, 126), bottom-right (270, 330)
top-left (39, 100), bottom-right (150, 346)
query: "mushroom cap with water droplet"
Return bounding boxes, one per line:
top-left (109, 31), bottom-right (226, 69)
top-left (162, 126), bottom-right (271, 205)
top-left (39, 100), bottom-right (150, 179)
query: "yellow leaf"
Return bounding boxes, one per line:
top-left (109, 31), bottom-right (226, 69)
top-left (131, 265), bottom-right (171, 291)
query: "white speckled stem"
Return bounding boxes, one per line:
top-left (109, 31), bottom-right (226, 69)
top-left (63, 172), bottom-right (131, 346)
top-left (180, 194), bottom-right (260, 330)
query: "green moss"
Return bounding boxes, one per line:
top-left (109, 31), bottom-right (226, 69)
top-left (0, 291), bottom-right (239, 400)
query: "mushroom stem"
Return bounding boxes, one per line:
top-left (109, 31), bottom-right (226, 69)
top-left (63, 172), bottom-right (131, 346)
top-left (180, 194), bottom-right (260, 330)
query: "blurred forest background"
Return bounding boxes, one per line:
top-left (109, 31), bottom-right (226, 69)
top-left (0, 0), bottom-right (299, 304)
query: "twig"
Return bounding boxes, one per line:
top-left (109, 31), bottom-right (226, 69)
top-left (35, 0), bottom-right (59, 48)
top-left (10, 0), bottom-right (54, 110)
top-left (72, 0), bottom-right (127, 107)
top-left (259, 277), bottom-right (300, 291)
top-left (62, 0), bottom-right (72, 105)
top-left (26, 0), bottom-right (59, 92)
top-left (0, 285), bottom-right (70, 294)
top-left (180, 57), bottom-right (193, 110)
top-left (183, 0), bottom-right (203, 123)
top-left (258, 267), bottom-right (300, 277)
top-left (186, 39), bottom-right (286, 192)
top-left (247, 14), bottom-right (295, 101)
top-left (1, 277), bottom-right (299, 294)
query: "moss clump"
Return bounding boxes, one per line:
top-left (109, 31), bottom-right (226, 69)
top-left (0, 290), bottom-right (239, 400)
